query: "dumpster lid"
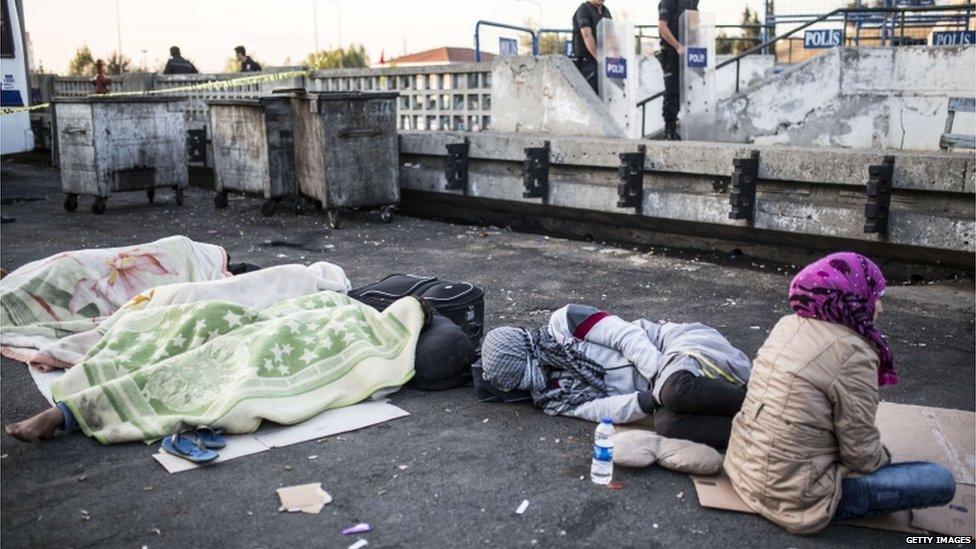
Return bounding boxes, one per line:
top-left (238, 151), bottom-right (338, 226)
top-left (206, 96), bottom-right (290, 107)
top-left (52, 95), bottom-right (188, 103)
top-left (306, 91), bottom-right (399, 101)
top-left (206, 98), bottom-right (262, 107)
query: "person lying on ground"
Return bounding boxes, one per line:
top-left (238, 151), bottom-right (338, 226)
top-left (1, 236), bottom-right (230, 363)
top-left (5, 292), bottom-right (426, 444)
top-left (23, 261), bottom-right (350, 371)
top-left (724, 252), bottom-right (955, 535)
top-left (479, 304), bottom-right (752, 449)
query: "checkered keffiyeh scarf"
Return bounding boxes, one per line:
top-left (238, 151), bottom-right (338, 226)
top-left (481, 326), bottom-right (607, 416)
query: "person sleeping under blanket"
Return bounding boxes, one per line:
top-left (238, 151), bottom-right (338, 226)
top-left (478, 304), bottom-right (752, 449)
top-left (4, 292), bottom-right (478, 451)
top-left (4, 292), bottom-right (430, 447)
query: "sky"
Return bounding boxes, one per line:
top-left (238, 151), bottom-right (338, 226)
top-left (24, 0), bottom-right (764, 74)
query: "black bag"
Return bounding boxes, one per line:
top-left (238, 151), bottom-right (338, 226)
top-left (349, 274), bottom-right (485, 349)
top-left (413, 314), bottom-right (477, 391)
top-left (416, 281), bottom-right (485, 349)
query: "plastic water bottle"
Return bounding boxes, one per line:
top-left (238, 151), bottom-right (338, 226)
top-left (590, 418), bottom-right (615, 484)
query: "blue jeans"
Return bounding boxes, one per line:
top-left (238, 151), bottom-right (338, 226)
top-left (56, 402), bottom-right (78, 433)
top-left (834, 461), bottom-right (956, 521)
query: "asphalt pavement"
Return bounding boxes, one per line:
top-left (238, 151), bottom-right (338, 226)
top-left (1, 160), bottom-right (973, 548)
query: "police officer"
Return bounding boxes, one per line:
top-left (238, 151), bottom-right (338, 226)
top-left (658, 0), bottom-right (698, 140)
top-left (234, 46), bottom-right (262, 73)
top-left (572, 0), bottom-right (612, 95)
top-left (163, 46), bottom-right (198, 75)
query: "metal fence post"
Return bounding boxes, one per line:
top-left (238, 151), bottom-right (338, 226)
top-left (474, 22), bottom-right (482, 63)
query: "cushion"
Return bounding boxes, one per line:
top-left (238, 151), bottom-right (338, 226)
top-left (612, 430), bottom-right (661, 468)
top-left (656, 437), bottom-right (723, 475)
top-left (413, 313), bottom-right (476, 391)
top-left (610, 430), bottom-right (722, 474)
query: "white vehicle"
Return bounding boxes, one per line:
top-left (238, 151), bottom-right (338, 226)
top-left (1, 0), bottom-right (33, 155)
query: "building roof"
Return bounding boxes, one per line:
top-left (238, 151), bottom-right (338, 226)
top-left (383, 47), bottom-right (495, 65)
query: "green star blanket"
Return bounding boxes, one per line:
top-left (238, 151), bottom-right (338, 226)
top-left (51, 292), bottom-right (423, 444)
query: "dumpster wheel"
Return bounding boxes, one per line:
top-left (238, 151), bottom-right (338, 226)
top-left (213, 191), bottom-right (229, 209)
top-left (261, 200), bottom-right (277, 217)
top-left (328, 209), bottom-right (341, 229)
top-left (63, 194), bottom-right (79, 212)
top-left (380, 206), bottom-right (394, 223)
top-left (146, 189), bottom-right (155, 204)
top-left (294, 198), bottom-right (309, 216)
top-left (91, 198), bottom-right (107, 215)
top-left (174, 187), bottom-right (185, 206)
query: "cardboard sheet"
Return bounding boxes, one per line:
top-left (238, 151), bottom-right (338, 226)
top-left (277, 483), bottom-right (333, 514)
top-left (692, 402), bottom-right (975, 536)
top-left (691, 470), bottom-right (922, 534)
top-left (153, 400), bottom-right (410, 473)
top-left (28, 367), bottom-right (410, 474)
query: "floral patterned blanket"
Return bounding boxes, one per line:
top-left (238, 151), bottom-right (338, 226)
top-left (24, 262), bottom-right (351, 371)
top-left (0, 236), bottom-right (230, 363)
top-left (51, 292), bottom-right (423, 444)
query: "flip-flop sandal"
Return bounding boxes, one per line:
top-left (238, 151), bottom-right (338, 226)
top-left (161, 433), bottom-right (219, 463)
top-left (195, 426), bottom-right (226, 449)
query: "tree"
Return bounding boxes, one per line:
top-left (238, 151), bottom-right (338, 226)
top-left (304, 44), bottom-right (369, 69)
top-left (518, 18), bottom-right (565, 56)
top-left (718, 7), bottom-right (763, 55)
top-left (105, 51), bottom-right (131, 75)
top-left (537, 33), bottom-right (564, 55)
top-left (68, 45), bottom-right (95, 76)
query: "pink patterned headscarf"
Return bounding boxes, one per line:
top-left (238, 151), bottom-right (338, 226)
top-left (789, 252), bottom-right (897, 386)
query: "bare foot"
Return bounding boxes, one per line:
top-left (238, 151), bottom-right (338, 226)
top-left (4, 406), bottom-right (64, 442)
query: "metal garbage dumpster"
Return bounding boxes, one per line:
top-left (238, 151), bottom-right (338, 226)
top-left (208, 96), bottom-right (297, 216)
top-left (52, 96), bottom-right (188, 214)
top-left (289, 91), bottom-right (399, 228)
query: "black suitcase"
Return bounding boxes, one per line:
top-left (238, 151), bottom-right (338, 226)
top-left (349, 274), bottom-right (485, 348)
top-left (416, 281), bottom-right (485, 349)
top-left (349, 274), bottom-right (438, 311)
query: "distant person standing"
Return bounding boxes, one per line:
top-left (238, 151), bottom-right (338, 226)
top-left (572, 0), bottom-right (612, 95)
top-left (92, 60), bottom-right (110, 94)
top-left (657, 0), bottom-right (699, 140)
top-left (163, 46), bottom-right (198, 75)
top-left (234, 46), bottom-right (262, 72)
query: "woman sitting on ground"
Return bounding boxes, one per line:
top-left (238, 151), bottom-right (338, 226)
top-left (479, 304), bottom-right (752, 449)
top-left (724, 252), bottom-right (955, 535)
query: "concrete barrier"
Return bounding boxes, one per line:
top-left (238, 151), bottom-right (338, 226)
top-left (399, 131), bottom-right (975, 270)
top-left (490, 56), bottom-right (625, 138)
top-left (712, 46), bottom-right (976, 151)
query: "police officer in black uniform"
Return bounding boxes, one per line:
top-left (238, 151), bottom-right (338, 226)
top-left (572, 0), bottom-right (612, 95)
top-left (234, 46), bottom-right (262, 73)
top-left (658, 0), bottom-right (698, 140)
top-left (163, 46), bottom-right (198, 75)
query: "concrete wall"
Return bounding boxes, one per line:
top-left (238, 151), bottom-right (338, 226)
top-left (489, 56), bottom-right (625, 138)
top-left (398, 131), bottom-right (975, 267)
top-left (712, 46), bottom-right (976, 151)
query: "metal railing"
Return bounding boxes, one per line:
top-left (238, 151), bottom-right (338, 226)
top-left (474, 20), bottom-right (538, 62)
top-left (537, 28), bottom-right (573, 56)
top-left (636, 3), bottom-right (976, 137)
top-left (34, 64), bottom-right (494, 150)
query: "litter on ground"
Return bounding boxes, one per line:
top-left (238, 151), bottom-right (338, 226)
top-left (276, 483), bottom-right (333, 514)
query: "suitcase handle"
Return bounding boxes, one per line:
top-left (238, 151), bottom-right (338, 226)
top-left (339, 127), bottom-right (382, 138)
top-left (63, 126), bottom-right (88, 135)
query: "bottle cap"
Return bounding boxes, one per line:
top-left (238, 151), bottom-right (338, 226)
top-left (601, 418), bottom-right (612, 424)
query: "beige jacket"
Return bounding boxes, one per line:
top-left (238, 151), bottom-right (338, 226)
top-left (724, 315), bottom-right (890, 535)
